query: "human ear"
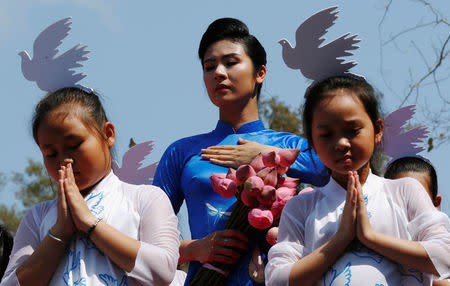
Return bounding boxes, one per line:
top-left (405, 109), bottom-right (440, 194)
top-left (433, 195), bottom-right (442, 210)
top-left (374, 118), bottom-right (384, 145)
top-left (255, 65), bottom-right (266, 84)
top-left (103, 122), bottom-right (116, 148)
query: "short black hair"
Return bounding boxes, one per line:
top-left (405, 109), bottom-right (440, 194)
top-left (384, 156), bottom-right (438, 199)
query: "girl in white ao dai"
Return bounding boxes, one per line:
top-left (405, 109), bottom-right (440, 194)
top-left (1, 88), bottom-right (180, 286)
top-left (265, 76), bottom-right (450, 286)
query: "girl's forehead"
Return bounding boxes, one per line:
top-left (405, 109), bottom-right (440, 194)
top-left (316, 91), bottom-right (363, 112)
top-left (312, 92), bottom-right (371, 125)
top-left (38, 109), bottom-right (93, 140)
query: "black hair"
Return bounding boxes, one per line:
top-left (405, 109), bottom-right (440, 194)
top-left (384, 156), bottom-right (438, 199)
top-left (198, 17), bottom-right (267, 97)
top-left (0, 224), bottom-right (13, 280)
top-left (32, 87), bottom-right (109, 144)
top-left (302, 76), bottom-right (382, 173)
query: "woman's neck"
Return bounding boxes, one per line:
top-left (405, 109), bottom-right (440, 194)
top-left (219, 97), bottom-right (259, 130)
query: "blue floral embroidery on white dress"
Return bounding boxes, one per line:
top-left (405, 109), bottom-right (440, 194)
top-left (62, 250), bottom-right (86, 286)
top-left (79, 236), bottom-right (104, 256)
top-left (98, 273), bottom-right (128, 286)
top-left (86, 192), bottom-right (105, 215)
top-left (363, 194), bottom-right (372, 218)
top-left (399, 267), bottom-right (423, 283)
top-left (351, 244), bottom-right (384, 263)
top-left (323, 262), bottom-right (352, 286)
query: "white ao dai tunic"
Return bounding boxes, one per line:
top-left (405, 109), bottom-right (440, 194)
top-left (266, 172), bottom-right (450, 286)
top-left (1, 172), bottom-right (180, 286)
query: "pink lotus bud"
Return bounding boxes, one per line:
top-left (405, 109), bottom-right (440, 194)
top-left (236, 165), bottom-right (256, 185)
top-left (278, 149), bottom-right (300, 167)
top-left (266, 227), bottom-right (279, 245)
top-left (244, 176), bottom-right (264, 196)
top-left (257, 185), bottom-right (276, 206)
top-left (226, 168), bottom-right (237, 182)
top-left (263, 168), bottom-right (278, 187)
top-left (276, 187), bottom-right (297, 200)
top-left (276, 166), bottom-right (289, 176)
top-left (210, 173), bottom-right (227, 193)
top-left (248, 207), bottom-right (273, 230)
top-left (241, 188), bottom-right (259, 207)
top-left (256, 167), bottom-right (274, 179)
top-left (211, 173), bottom-right (226, 179)
top-left (249, 154), bottom-right (265, 172)
top-left (300, 187), bottom-right (314, 193)
top-left (210, 176), bottom-right (238, 198)
top-left (277, 176), bottom-right (300, 188)
top-left (262, 151), bottom-right (280, 167)
top-left (270, 187), bottom-right (296, 219)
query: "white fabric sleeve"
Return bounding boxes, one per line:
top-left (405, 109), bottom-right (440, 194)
top-left (127, 186), bottom-right (180, 286)
top-left (399, 178), bottom-right (450, 280)
top-left (265, 196), bottom-right (308, 286)
top-left (0, 203), bottom-right (46, 286)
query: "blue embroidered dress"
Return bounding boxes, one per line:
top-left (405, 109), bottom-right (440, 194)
top-left (153, 120), bottom-right (329, 286)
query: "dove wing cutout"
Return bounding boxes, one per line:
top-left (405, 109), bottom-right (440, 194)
top-left (33, 17), bottom-right (72, 61)
top-left (19, 17), bottom-right (90, 92)
top-left (382, 105), bottom-right (430, 160)
top-left (112, 140), bottom-right (158, 185)
top-left (279, 6), bottom-right (362, 85)
top-left (292, 6), bottom-right (339, 69)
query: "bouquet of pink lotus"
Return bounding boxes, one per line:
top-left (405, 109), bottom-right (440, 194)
top-left (188, 149), bottom-right (301, 286)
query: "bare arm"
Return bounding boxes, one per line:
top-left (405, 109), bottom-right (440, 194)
top-left (355, 172), bottom-right (439, 276)
top-left (62, 164), bottom-right (141, 272)
top-left (15, 233), bottom-right (70, 286)
top-left (15, 168), bottom-right (75, 286)
top-left (288, 233), bottom-right (353, 286)
top-left (288, 172), bottom-right (358, 285)
top-left (88, 220), bottom-right (140, 272)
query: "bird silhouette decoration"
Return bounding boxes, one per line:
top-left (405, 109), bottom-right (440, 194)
top-left (19, 17), bottom-right (90, 92)
top-left (112, 140), bottom-right (158, 185)
top-left (279, 6), bottom-right (362, 87)
top-left (382, 105), bottom-right (430, 162)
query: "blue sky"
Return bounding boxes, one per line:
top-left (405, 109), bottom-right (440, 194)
top-left (0, 0), bottom-right (449, 225)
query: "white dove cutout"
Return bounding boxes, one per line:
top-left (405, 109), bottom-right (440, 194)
top-left (112, 140), bottom-right (159, 185)
top-left (19, 17), bottom-right (90, 92)
top-left (279, 6), bottom-right (363, 87)
top-left (382, 105), bottom-right (430, 162)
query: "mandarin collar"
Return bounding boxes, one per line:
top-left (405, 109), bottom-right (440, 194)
top-left (323, 169), bottom-right (375, 195)
top-left (214, 120), bottom-right (265, 135)
top-left (85, 170), bottom-right (118, 197)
